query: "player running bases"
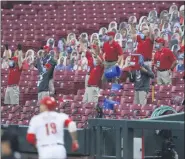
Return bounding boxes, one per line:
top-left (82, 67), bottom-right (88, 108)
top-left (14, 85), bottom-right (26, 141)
top-left (26, 96), bottom-right (79, 159)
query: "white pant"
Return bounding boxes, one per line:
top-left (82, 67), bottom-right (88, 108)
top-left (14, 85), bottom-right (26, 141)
top-left (38, 145), bottom-right (66, 159)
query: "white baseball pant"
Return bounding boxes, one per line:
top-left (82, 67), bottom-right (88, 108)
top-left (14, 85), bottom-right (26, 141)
top-left (38, 145), bottom-right (66, 159)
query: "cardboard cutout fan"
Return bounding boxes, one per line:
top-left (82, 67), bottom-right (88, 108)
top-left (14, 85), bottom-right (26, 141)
top-left (108, 21), bottom-right (118, 31)
top-left (120, 28), bottom-right (128, 48)
top-left (154, 27), bottom-right (161, 39)
top-left (119, 22), bottom-right (128, 31)
top-left (79, 32), bottom-right (89, 45)
top-left (148, 10), bottom-right (158, 23)
top-left (172, 22), bottom-right (182, 35)
top-left (124, 39), bottom-right (135, 54)
top-left (128, 16), bottom-right (137, 24)
top-left (139, 16), bottom-right (148, 25)
top-left (98, 27), bottom-right (108, 36)
top-left (169, 4), bottom-right (178, 15)
top-left (170, 10), bottom-right (180, 25)
top-left (115, 33), bottom-right (123, 47)
top-left (67, 33), bottom-right (76, 44)
top-left (171, 33), bottom-right (181, 43)
top-left (90, 33), bottom-right (99, 43)
top-left (160, 10), bottom-right (170, 25)
top-left (139, 22), bottom-right (149, 32)
top-left (161, 22), bottom-right (172, 35)
top-left (46, 38), bottom-right (55, 49)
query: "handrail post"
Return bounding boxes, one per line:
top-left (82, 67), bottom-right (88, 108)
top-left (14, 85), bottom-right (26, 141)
top-left (96, 125), bottom-right (102, 159)
top-left (116, 126), bottom-right (122, 159)
top-left (123, 122), bottom-right (134, 159)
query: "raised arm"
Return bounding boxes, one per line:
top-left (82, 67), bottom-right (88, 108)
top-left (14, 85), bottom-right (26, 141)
top-left (18, 51), bottom-right (23, 69)
top-left (148, 25), bottom-right (154, 42)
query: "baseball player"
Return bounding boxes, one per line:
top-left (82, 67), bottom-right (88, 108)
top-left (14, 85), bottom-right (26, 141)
top-left (26, 96), bottom-right (79, 159)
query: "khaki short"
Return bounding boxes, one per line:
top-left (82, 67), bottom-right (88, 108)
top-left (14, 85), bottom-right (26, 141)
top-left (4, 86), bottom-right (19, 105)
top-left (83, 86), bottom-right (100, 103)
top-left (157, 70), bottom-right (172, 85)
top-left (134, 91), bottom-right (148, 105)
top-left (38, 91), bottom-right (49, 103)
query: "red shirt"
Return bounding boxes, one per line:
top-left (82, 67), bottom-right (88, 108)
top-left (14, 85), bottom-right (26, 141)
top-left (88, 65), bottom-right (104, 87)
top-left (8, 67), bottom-right (22, 85)
top-left (154, 48), bottom-right (176, 70)
top-left (103, 41), bottom-right (123, 61)
top-left (136, 35), bottom-right (153, 61)
top-left (86, 51), bottom-right (94, 74)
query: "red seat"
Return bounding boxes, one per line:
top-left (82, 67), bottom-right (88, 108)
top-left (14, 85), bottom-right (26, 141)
top-left (23, 106), bottom-right (34, 113)
top-left (71, 102), bottom-right (82, 109)
top-left (122, 90), bottom-right (134, 96)
top-left (74, 95), bottom-right (83, 101)
top-left (71, 115), bottom-right (82, 121)
top-left (28, 81), bottom-right (38, 87)
top-left (59, 101), bottom-right (72, 109)
top-left (74, 75), bottom-right (85, 82)
top-left (10, 105), bottom-right (21, 113)
top-left (103, 109), bottom-right (113, 115)
top-left (123, 84), bottom-right (134, 90)
top-left (25, 100), bottom-right (37, 106)
top-left (100, 89), bottom-right (111, 96)
top-left (83, 102), bottom-right (96, 108)
top-left (77, 89), bottom-right (85, 95)
top-left (141, 104), bottom-right (158, 111)
top-left (159, 85), bottom-right (172, 92)
top-left (120, 96), bottom-right (133, 104)
top-left (130, 104), bottom-right (141, 110)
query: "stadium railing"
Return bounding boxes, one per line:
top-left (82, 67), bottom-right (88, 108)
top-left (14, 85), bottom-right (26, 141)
top-left (88, 113), bottom-right (184, 159)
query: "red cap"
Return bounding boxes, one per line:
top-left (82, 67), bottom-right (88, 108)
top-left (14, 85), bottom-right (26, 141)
top-left (12, 56), bottom-right (18, 62)
top-left (40, 96), bottom-right (57, 110)
top-left (107, 31), bottom-right (116, 37)
top-left (43, 45), bottom-right (49, 50)
top-left (44, 63), bottom-right (52, 70)
top-left (155, 38), bottom-right (166, 44)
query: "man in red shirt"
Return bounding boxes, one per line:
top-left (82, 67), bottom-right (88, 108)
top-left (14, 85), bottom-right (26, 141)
top-left (83, 45), bottom-right (104, 104)
top-left (4, 56), bottom-right (22, 105)
top-left (131, 24), bottom-right (154, 68)
top-left (102, 31), bottom-right (124, 83)
top-left (154, 38), bottom-right (177, 85)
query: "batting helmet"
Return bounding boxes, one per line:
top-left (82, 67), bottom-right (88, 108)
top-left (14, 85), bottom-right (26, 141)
top-left (40, 96), bottom-right (57, 110)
